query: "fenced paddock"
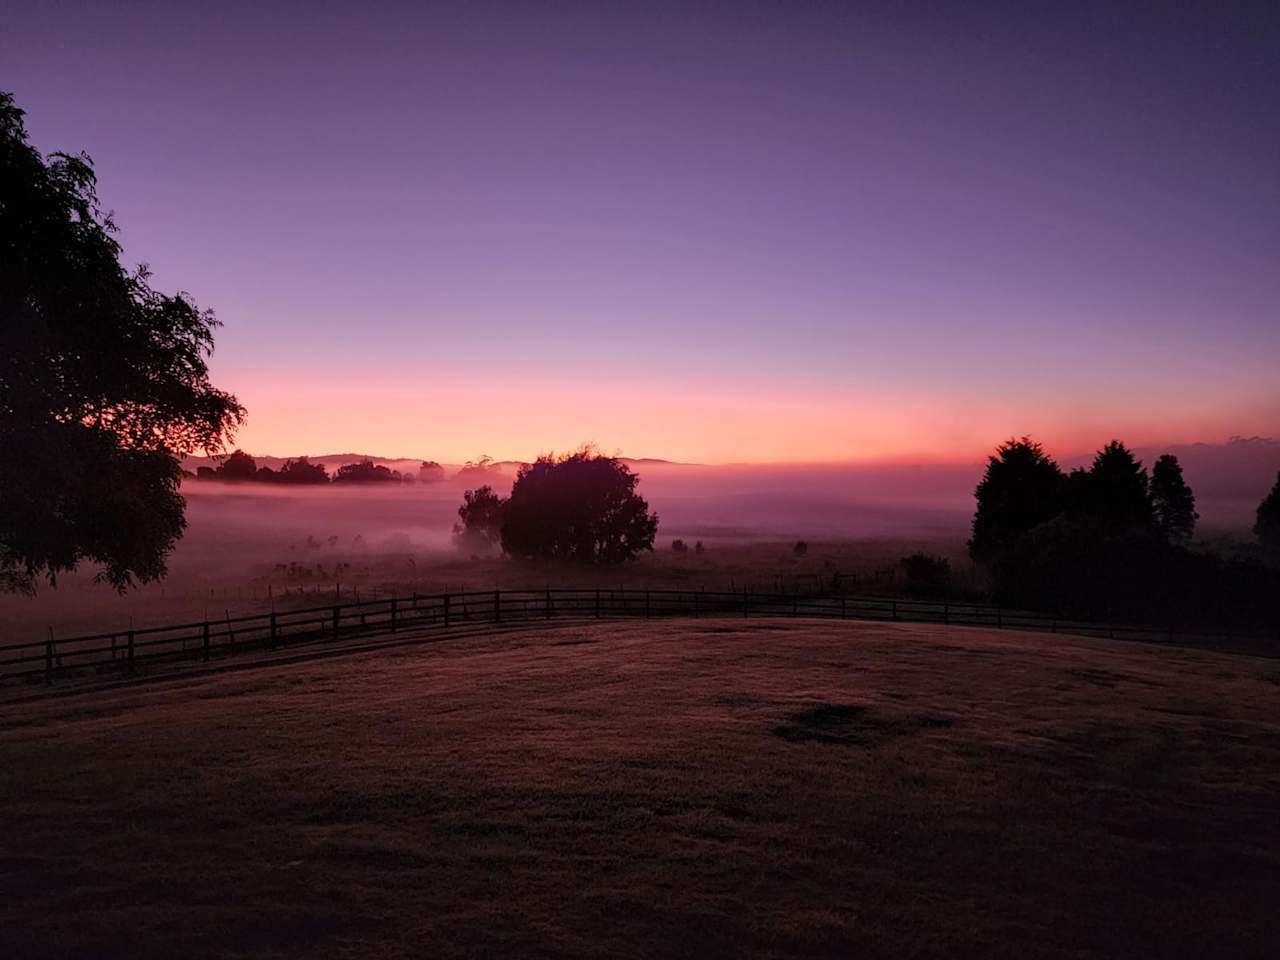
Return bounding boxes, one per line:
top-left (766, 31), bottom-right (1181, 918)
top-left (2, 587), bottom-right (1275, 693)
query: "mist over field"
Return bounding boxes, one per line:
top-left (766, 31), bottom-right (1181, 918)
top-left (2, 439), bottom-right (1275, 642)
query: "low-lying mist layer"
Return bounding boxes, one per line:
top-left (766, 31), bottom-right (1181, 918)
top-left (1, 450), bottom-right (1271, 641)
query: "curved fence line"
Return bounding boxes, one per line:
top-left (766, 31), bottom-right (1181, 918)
top-left (3, 587), bottom-right (1275, 691)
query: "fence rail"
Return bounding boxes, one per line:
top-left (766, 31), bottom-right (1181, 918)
top-left (2, 588), bottom-right (1274, 692)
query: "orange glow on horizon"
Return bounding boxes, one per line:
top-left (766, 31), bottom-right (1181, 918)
top-left (214, 368), bottom-right (1274, 465)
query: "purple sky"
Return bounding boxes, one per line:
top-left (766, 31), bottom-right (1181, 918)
top-left (6, 1), bottom-right (1278, 462)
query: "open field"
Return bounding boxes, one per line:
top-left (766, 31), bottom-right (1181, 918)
top-left (3, 619), bottom-right (1279, 958)
top-left (0, 476), bottom-right (977, 641)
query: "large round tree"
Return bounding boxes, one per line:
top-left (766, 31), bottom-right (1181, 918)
top-left (501, 449), bottom-right (658, 563)
top-left (0, 92), bottom-right (243, 593)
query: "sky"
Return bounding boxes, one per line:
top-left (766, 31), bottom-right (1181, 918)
top-left (5, 1), bottom-right (1278, 464)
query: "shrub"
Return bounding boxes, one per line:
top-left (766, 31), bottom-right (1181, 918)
top-left (900, 553), bottom-right (950, 598)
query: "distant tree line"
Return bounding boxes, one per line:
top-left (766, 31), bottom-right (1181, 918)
top-left (971, 437), bottom-right (1280, 632)
top-left (455, 449), bottom-right (658, 563)
top-left (194, 451), bottom-right (447, 485)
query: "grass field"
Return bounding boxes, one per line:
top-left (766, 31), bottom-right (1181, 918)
top-left (3, 619), bottom-right (1279, 958)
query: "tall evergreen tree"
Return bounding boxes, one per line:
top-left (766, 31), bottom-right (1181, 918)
top-left (1083, 441), bottom-right (1153, 532)
top-left (969, 437), bottom-right (1065, 562)
top-left (1150, 454), bottom-right (1197, 545)
top-left (1256, 472), bottom-right (1280, 567)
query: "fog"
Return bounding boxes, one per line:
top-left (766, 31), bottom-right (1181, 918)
top-left (2, 441), bottom-right (1274, 640)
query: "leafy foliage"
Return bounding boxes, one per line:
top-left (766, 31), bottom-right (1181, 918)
top-left (970, 436), bottom-right (1278, 632)
top-left (276, 456), bottom-right (329, 484)
top-left (900, 553), bottom-right (951, 598)
top-left (1151, 454), bottom-right (1197, 545)
top-left (0, 92), bottom-right (243, 592)
top-left (1079, 441), bottom-right (1153, 532)
top-left (1257, 472), bottom-right (1280, 568)
top-left (454, 485), bottom-right (505, 553)
top-left (215, 449), bottom-right (259, 481)
top-left (969, 437), bottom-right (1064, 562)
top-left (332, 459), bottom-right (399, 483)
top-left (500, 449), bottom-right (658, 563)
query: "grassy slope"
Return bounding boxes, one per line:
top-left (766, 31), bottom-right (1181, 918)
top-left (2, 620), bottom-right (1279, 959)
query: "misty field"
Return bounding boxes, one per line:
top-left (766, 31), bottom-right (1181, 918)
top-left (0, 475), bottom-right (976, 641)
top-left (3, 619), bottom-right (1279, 958)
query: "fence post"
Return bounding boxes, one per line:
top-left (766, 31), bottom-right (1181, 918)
top-left (332, 604), bottom-right (340, 638)
top-left (444, 594), bottom-right (451, 628)
top-left (996, 606), bottom-right (1002, 629)
top-left (744, 588), bottom-right (750, 619)
top-left (127, 629), bottom-right (136, 675)
top-left (203, 620), bottom-right (211, 662)
top-left (891, 600), bottom-right (897, 621)
top-left (694, 590), bottom-right (700, 619)
top-left (45, 633), bottom-right (53, 686)
top-left (595, 589), bottom-right (601, 619)
top-left (791, 595), bottom-right (798, 618)
top-left (545, 587), bottom-right (552, 621)
top-left (269, 611), bottom-right (278, 648)
top-left (646, 590), bottom-right (652, 619)
top-left (943, 602), bottom-right (949, 625)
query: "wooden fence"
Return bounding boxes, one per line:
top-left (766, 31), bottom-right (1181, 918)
top-left (2, 588), bottom-right (1274, 692)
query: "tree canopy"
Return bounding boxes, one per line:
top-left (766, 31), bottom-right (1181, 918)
top-left (1151, 454), bottom-right (1197, 545)
top-left (454, 485), bottom-right (504, 553)
top-left (332, 459), bottom-right (399, 483)
top-left (499, 450), bottom-right (658, 563)
top-left (1257, 472), bottom-right (1280, 567)
top-left (276, 457), bottom-right (329, 484)
top-left (1080, 441), bottom-right (1153, 532)
top-left (969, 437), bottom-right (1064, 562)
top-left (0, 92), bottom-right (243, 592)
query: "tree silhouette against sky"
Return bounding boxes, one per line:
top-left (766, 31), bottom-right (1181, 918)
top-left (0, 92), bottom-right (242, 593)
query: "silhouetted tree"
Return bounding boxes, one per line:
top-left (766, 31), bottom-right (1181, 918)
top-left (454, 485), bottom-right (505, 553)
top-left (1151, 454), bottom-right (1197, 545)
top-left (1256, 472), bottom-right (1280, 568)
top-left (1080, 441), bottom-right (1153, 532)
top-left (501, 449), bottom-right (658, 563)
top-left (277, 457), bottom-right (329, 484)
top-left (793, 540), bottom-right (809, 557)
top-left (454, 455), bottom-right (500, 483)
top-left (418, 460), bottom-right (445, 483)
top-left (332, 459), bottom-right (397, 483)
top-left (0, 93), bottom-right (243, 592)
top-left (969, 437), bottom-right (1065, 562)
top-left (671, 538), bottom-right (688, 553)
top-left (216, 449), bottom-right (258, 481)
top-left (900, 553), bottom-right (950, 598)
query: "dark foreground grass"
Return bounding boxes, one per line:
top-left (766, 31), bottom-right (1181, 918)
top-left (2, 620), bottom-right (1279, 959)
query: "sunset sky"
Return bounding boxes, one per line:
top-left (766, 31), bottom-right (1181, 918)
top-left (6, 2), bottom-right (1277, 463)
